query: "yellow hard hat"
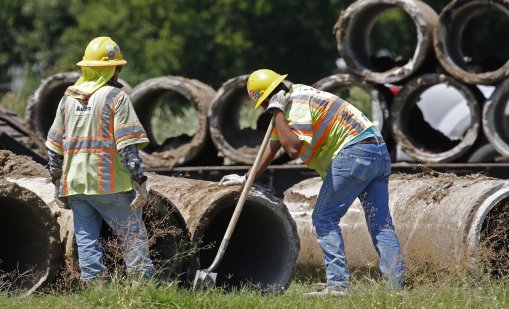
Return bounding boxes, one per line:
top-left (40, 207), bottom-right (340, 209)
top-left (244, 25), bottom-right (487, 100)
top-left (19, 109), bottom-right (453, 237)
top-left (247, 69), bottom-right (288, 109)
top-left (76, 37), bottom-right (127, 67)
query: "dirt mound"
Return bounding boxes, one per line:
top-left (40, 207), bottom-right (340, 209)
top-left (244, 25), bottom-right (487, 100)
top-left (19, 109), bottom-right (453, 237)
top-left (0, 150), bottom-right (50, 178)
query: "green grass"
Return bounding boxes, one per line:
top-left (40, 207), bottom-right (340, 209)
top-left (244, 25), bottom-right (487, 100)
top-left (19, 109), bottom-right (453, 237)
top-left (1, 278), bottom-right (509, 308)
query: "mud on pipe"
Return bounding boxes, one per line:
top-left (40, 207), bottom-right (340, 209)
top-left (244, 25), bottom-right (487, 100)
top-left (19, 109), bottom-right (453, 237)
top-left (434, 0), bottom-right (509, 85)
top-left (208, 75), bottom-right (287, 165)
top-left (130, 76), bottom-right (217, 168)
top-left (24, 72), bottom-right (132, 154)
top-left (334, 0), bottom-right (438, 84)
top-left (391, 73), bottom-right (483, 162)
top-left (284, 174), bottom-right (509, 277)
top-left (146, 174), bottom-right (300, 291)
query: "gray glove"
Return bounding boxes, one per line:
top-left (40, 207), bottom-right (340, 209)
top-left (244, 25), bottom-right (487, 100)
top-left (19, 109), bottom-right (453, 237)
top-left (267, 90), bottom-right (289, 113)
top-left (53, 180), bottom-right (68, 209)
top-left (219, 174), bottom-right (246, 186)
top-left (131, 177), bottom-right (148, 209)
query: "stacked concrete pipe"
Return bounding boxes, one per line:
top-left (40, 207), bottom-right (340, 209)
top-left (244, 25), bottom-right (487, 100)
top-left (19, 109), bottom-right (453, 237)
top-left (284, 174), bottom-right (509, 275)
top-left (24, 72), bottom-right (132, 154)
top-left (130, 76), bottom-right (217, 168)
top-left (312, 74), bottom-right (391, 139)
top-left (391, 74), bottom-right (484, 162)
top-left (434, 0), bottom-right (509, 85)
top-left (208, 75), bottom-right (287, 165)
top-left (146, 173), bottom-right (300, 291)
top-left (334, 0), bottom-right (438, 84)
top-left (483, 77), bottom-right (509, 157)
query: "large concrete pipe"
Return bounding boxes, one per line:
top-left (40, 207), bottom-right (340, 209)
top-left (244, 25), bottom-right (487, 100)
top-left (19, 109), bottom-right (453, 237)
top-left (483, 77), bottom-right (509, 156)
top-left (146, 174), bottom-right (300, 291)
top-left (24, 72), bottom-right (132, 153)
top-left (209, 75), bottom-right (287, 165)
top-left (284, 174), bottom-right (509, 276)
top-left (312, 74), bottom-right (391, 139)
top-left (334, 0), bottom-right (438, 84)
top-left (130, 76), bottom-right (217, 168)
top-left (434, 0), bottom-right (509, 85)
top-left (391, 74), bottom-right (484, 162)
top-left (0, 180), bottom-right (62, 295)
top-left (0, 150), bottom-right (62, 294)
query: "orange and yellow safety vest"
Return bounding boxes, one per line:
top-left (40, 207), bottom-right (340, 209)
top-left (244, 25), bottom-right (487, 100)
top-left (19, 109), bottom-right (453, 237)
top-left (46, 85), bottom-right (149, 196)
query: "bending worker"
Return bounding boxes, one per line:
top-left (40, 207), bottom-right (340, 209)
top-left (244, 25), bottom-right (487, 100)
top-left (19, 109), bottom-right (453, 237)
top-left (46, 37), bottom-right (154, 283)
top-left (220, 69), bottom-right (405, 295)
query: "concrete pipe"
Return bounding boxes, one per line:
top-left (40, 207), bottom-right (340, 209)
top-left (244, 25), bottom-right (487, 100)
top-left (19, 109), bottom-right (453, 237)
top-left (434, 0), bottom-right (509, 85)
top-left (483, 77), bottom-right (509, 156)
top-left (130, 76), bottom-right (217, 168)
top-left (312, 74), bottom-right (391, 139)
top-left (334, 0), bottom-right (438, 84)
top-left (208, 75), bottom-right (287, 165)
top-left (24, 72), bottom-right (132, 154)
top-left (391, 74), bottom-right (484, 162)
top-left (0, 178), bottom-right (63, 295)
top-left (284, 174), bottom-right (509, 276)
top-left (146, 174), bottom-right (300, 291)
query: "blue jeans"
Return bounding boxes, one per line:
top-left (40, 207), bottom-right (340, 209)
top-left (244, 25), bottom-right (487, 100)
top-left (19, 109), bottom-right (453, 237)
top-left (69, 191), bottom-right (154, 281)
top-left (312, 142), bottom-right (404, 290)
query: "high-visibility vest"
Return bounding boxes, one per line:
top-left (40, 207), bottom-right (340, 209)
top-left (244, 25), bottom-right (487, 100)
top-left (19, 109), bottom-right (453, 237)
top-left (271, 84), bottom-right (375, 178)
top-left (46, 85), bottom-right (149, 197)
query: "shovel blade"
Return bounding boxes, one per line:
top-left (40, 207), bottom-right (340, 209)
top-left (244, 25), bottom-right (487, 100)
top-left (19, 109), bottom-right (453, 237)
top-left (193, 269), bottom-right (217, 290)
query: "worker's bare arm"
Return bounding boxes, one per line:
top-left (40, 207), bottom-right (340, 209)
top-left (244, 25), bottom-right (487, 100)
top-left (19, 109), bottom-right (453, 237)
top-left (272, 111), bottom-right (301, 159)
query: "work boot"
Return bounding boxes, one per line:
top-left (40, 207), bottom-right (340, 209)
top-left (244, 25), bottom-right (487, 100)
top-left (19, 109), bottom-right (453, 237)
top-left (81, 272), bottom-right (109, 289)
top-left (304, 286), bottom-right (348, 297)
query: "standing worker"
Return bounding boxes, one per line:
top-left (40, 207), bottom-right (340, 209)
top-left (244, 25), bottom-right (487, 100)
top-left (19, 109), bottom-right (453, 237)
top-left (46, 37), bottom-right (154, 285)
top-left (220, 69), bottom-right (405, 295)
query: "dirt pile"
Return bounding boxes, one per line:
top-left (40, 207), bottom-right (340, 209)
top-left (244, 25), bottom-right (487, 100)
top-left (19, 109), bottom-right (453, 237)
top-left (0, 150), bottom-right (49, 178)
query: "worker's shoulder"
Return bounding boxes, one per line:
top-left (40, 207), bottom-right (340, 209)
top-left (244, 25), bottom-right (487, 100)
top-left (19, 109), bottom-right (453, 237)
top-left (96, 85), bottom-right (129, 100)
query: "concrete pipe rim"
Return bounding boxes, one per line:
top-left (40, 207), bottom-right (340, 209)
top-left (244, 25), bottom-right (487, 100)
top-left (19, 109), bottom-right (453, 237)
top-left (191, 188), bottom-right (299, 291)
top-left (208, 75), bottom-right (286, 165)
top-left (391, 74), bottom-right (482, 162)
top-left (0, 180), bottom-right (63, 294)
top-left (466, 184), bottom-right (509, 268)
top-left (434, 0), bottom-right (509, 85)
top-left (312, 74), bottom-right (391, 138)
top-left (336, 0), bottom-right (438, 84)
top-left (130, 76), bottom-right (213, 167)
top-left (482, 77), bottom-right (509, 156)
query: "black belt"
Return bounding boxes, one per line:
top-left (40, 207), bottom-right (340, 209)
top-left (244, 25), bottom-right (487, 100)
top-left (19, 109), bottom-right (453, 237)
top-left (356, 136), bottom-right (384, 144)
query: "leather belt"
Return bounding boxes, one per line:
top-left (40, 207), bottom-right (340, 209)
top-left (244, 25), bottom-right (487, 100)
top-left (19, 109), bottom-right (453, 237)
top-left (356, 136), bottom-right (384, 144)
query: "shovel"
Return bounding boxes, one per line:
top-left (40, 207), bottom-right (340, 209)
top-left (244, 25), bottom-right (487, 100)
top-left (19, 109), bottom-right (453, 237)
top-left (193, 116), bottom-right (275, 290)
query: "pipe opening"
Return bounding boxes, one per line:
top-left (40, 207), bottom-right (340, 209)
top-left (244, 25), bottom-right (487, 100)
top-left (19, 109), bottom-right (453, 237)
top-left (366, 7), bottom-right (418, 72)
top-left (142, 90), bottom-right (200, 152)
top-left (199, 200), bottom-right (290, 289)
top-left (0, 197), bottom-right (51, 290)
top-left (220, 88), bottom-right (269, 150)
top-left (444, 3), bottom-right (509, 74)
top-left (480, 199), bottom-right (509, 278)
top-left (405, 84), bottom-right (470, 152)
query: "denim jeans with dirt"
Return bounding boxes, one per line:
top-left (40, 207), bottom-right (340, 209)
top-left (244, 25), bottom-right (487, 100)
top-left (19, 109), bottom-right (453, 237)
top-left (312, 142), bottom-right (404, 290)
top-left (69, 190), bottom-right (154, 281)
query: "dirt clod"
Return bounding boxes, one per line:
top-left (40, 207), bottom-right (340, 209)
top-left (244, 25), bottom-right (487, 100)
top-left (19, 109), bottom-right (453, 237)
top-left (0, 150), bottom-right (49, 178)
